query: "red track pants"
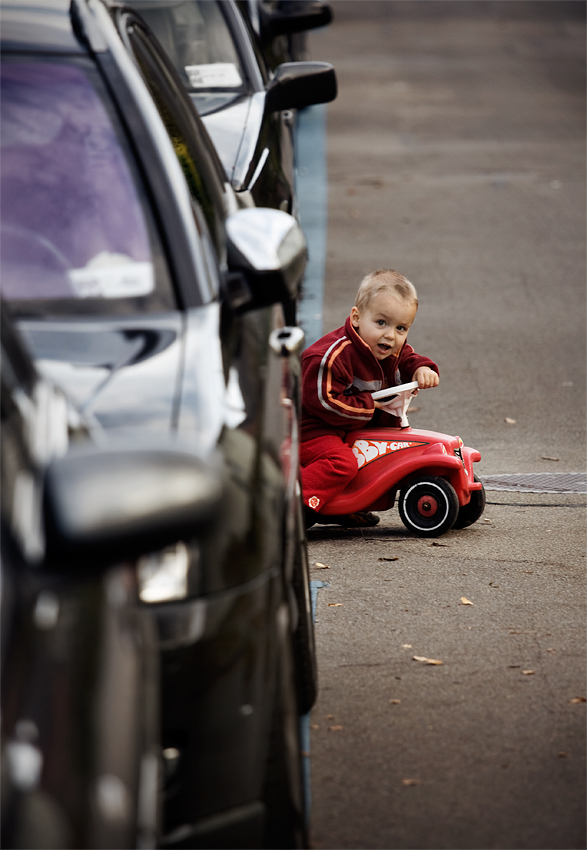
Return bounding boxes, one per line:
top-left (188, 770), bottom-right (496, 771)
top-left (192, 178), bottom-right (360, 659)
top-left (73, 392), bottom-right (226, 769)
top-left (300, 434), bottom-right (358, 512)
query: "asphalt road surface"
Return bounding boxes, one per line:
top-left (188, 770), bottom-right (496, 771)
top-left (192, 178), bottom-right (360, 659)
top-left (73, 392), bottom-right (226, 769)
top-left (303, 3), bottom-right (586, 848)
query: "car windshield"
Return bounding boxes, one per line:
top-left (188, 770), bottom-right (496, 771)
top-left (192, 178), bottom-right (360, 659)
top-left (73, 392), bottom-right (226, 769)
top-left (129, 0), bottom-right (249, 115)
top-left (0, 58), bottom-right (174, 316)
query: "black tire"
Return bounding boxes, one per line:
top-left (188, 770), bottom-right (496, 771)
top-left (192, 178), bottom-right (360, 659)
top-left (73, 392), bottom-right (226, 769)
top-left (452, 476), bottom-right (486, 529)
top-left (262, 621), bottom-right (308, 849)
top-left (398, 476), bottom-right (459, 537)
top-left (291, 493), bottom-right (318, 715)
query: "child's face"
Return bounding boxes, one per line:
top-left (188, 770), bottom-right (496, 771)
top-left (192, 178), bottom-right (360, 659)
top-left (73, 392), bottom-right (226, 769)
top-left (350, 292), bottom-right (417, 361)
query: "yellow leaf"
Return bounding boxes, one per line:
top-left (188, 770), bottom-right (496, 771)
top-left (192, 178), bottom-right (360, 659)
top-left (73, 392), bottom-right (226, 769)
top-left (569, 697), bottom-right (586, 704)
top-left (522, 669), bottom-right (535, 675)
top-left (389, 699), bottom-right (401, 705)
top-left (505, 417), bottom-right (517, 424)
top-left (413, 656), bottom-right (443, 665)
top-left (328, 603), bottom-right (343, 607)
top-left (314, 562), bottom-right (330, 569)
top-left (402, 779), bottom-right (421, 786)
top-left (461, 597), bottom-right (474, 605)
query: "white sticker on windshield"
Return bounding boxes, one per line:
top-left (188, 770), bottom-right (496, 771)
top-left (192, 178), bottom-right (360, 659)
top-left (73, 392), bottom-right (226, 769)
top-left (185, 63), bottom-right (242, 88)
top-left (68, 252), bottom-right (154, 299)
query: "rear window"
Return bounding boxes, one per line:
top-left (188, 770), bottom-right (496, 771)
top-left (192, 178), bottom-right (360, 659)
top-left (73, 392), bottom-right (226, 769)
top-left (1, 57), bottom-right (175, 317)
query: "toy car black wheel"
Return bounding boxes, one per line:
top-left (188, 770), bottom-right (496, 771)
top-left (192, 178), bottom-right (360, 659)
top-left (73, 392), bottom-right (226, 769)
top-left (399, 476), bottom-right (459, 537)
top-left (452, 476), bottom-right (486, 529)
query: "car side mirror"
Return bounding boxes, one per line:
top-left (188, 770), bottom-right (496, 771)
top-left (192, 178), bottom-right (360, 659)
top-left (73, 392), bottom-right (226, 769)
top-left (43, 442), bottom-right (223, 570)
top-left (261, 1), bottom-right (333, 40)
top-left (265, 61), bottom-right (337, 113)
top-left (225, 208), bottom-right (307, 311)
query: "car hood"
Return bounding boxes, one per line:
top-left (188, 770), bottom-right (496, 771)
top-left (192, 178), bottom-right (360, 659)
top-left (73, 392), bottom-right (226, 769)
top-left (17, 304), bottom-right (227, 455)
top-left (199, 92), bottom-right (265, 192)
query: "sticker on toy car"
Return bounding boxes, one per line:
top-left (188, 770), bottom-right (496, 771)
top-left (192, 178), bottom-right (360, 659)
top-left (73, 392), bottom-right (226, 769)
top-left (352, 438), bottom-right (429, 469)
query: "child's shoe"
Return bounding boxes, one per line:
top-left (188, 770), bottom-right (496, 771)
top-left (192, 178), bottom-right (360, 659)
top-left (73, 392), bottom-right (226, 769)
top-left (305, 509), bottom-right (380, 529)
top-left (336, 511), bottom-right (380, 528)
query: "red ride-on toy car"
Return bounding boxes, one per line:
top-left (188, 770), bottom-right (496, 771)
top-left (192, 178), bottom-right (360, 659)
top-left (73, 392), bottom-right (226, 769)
top-left (318, 382), bottom-right (486, 537)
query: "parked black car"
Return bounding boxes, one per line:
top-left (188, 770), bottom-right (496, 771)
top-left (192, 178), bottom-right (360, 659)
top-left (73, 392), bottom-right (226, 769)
top-left (1, 0), bottom-right (316, 847)
top-left (237, 1), bottom-right (333, 70)
top-left (124, 0), bottom-right (336, 219)
top-left (1, 308), bottom-right (227, 849)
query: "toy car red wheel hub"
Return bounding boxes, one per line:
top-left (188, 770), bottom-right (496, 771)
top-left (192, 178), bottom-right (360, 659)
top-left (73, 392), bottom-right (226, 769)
top-left (417, 494), bottom-right (438, 516)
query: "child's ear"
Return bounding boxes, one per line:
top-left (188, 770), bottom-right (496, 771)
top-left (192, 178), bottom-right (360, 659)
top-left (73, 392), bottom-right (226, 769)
top-left (350, 306), bottom-right (360, 327)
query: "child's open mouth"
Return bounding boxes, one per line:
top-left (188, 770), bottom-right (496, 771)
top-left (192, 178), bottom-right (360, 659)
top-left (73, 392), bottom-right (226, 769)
top-left (377, 343), bottom-right (391, 354)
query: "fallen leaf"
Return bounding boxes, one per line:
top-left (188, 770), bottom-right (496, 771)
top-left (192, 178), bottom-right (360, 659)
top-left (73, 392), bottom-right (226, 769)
top-left (378, 557), bottom-right (399, 562)
top-left (413, 656), bottom-right (444, 665)
top-left (558, 751), bottom-right (569, 758)
top-left (522, 670), bottom-right (535, 675)
top-left (314, 562), bottom-right (330, 569)
top-left (541, 455), bottom-right (559, 462)
top-left (430, 541), bottom-right (449, 547)
top-left (328, 725), bottom-right (343, 731)
top-left (489, 582), bottom-right (500, 588)
top-left (547, 648), bottom-right (556, 653)
top-left (508, 665), bottom-right (521, 668)
top-left (325, 714), bottom-right (334, 719)
top-left (505, 417), bottom-right (517, 424)
top-left (401, 644), bottom-right (412, 649)
top-left (461, 597), bottom-right (474, 605)
top-left (483, 518), bottom-right (492, 523)
top-left (389, 699), bottom-right (401, 705)
top-left (569, 697), bottom-right (586, 704)
top-left (328, 603), bottom-right (343, 607)
top-left (402, 779), bottom-right (421, 786)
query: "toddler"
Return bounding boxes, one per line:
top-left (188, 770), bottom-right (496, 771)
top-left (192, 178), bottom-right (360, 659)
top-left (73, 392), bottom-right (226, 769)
top-left (301, 269), bottom-right (439, 528)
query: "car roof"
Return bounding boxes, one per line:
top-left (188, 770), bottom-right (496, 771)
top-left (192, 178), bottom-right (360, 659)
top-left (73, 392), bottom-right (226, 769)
top-left (0, 0), bottom-right (84, 53)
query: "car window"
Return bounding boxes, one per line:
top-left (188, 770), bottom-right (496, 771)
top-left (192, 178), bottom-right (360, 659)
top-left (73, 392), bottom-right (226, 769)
top-left (234, 0), bottom-right (271, 82)
top-left (0, 57), bottom-right (175, 318)
top-left (125, 17), bottom-right (228, 274)
top-left (128, 0), bottom-right (251, 115)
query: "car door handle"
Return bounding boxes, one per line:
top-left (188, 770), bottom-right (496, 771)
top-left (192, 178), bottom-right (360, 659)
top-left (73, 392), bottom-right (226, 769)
top-left (269, 326), bottom-right (305, 357)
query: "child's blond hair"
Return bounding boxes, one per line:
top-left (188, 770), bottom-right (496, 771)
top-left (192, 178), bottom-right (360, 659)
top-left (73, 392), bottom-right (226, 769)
top-left (355, 269), bottom-right (418, 312)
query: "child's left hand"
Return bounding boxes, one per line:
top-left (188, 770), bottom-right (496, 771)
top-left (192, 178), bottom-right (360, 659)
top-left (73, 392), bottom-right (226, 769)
top-left (413, 366), bottom-right (439, 389)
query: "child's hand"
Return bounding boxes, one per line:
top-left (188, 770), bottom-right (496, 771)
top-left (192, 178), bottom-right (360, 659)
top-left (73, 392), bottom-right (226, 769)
top-left (413, 366), bottom-right (439, 389)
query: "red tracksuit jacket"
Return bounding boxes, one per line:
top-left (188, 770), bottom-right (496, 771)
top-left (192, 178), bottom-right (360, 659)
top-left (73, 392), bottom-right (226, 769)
top-left (301, 316), bottom-right (439, 442)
